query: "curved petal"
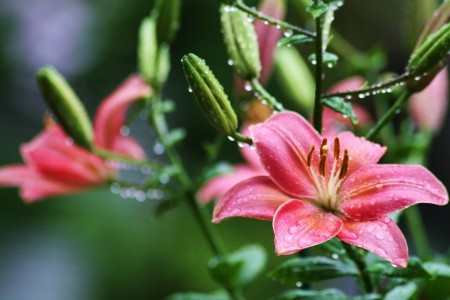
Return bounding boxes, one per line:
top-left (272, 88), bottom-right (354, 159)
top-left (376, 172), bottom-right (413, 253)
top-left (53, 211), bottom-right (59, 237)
top-left (111, 136), bottom-right (147, 160)
top-left (94, 75), bottom-right (152, 151)
top-left (337, 217), bottom-right (408, 268)
top-left (274, 200), bottom-right (343, 255)
top-left (0, 165), bottom-right (35, 186)
top-left (340, 164), bottom-right (449, 221)
top-left (198, 165), bottom-right (264, 204)
top-left (212, 176), bottom-right (291, 223)
top-left (250, 112), bottom-right (321, 197)
top-left (336, 131), bottom-right (386, 176)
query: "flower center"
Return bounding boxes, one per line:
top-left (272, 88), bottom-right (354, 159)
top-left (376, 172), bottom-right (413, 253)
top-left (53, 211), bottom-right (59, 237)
top-left (307, 137), bottom-right (349, 211)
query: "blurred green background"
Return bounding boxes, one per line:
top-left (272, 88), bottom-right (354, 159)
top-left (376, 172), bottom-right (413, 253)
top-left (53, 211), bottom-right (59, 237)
top-left (0, 0), bottom-right (449, 299)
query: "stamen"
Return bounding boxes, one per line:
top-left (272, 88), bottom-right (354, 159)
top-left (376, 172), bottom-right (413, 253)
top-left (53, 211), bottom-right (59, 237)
top-left (320, 138), bottom-right (328, 157)
top-left (319, 154), bottom-right (327, 176)
top-left (333, 137), bottom-right (340, 159)
top-left (307, 146), bottom-right (315, 167)
top-left (338, 150), bottom-right (349, 179)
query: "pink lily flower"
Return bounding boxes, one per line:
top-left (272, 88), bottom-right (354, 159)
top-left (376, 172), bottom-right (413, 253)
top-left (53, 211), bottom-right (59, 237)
top-left (409, 67), bottom-right (448, 133)
top-left (213, 112), bottom-right (448, 267)
top-left (0, 75), bottom-right (152, 202)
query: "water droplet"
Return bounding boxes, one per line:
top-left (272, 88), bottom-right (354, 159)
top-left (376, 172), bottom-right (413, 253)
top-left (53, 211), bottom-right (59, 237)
top-left (263, 21), bottom-right (269, 25)
top-left (311, 60), bottom-right (317, 65)
top-left (414, 76), bottom-right (421, 81)
top-left (367, 225), bottom-right (375, 233)
top-left (141, 166), bottom-right (153, 175)
top-left (237, 141), bottom-right (246, 148)
top-left (391, 263), bottom-right (397, 268)
top-left (227, 136), bottom-right (235, 141)
top-left (244, 82), bottom-right (252, 91)
top-left (153, 142), bottom-right (165, 155)
top-left (159, 174), bottom-right (170, 184)
top-left (247, 16), bottom-right (255, 23)
top-left (65, 137), bottom-right (74, 146)
top-left (227, 59), bottom-right (234, 66)
top-left (135, 190), bottom-right (146, 202)
top-left (120, 126), bottom-right (130, 136)
top-left (358, 93), bottom-right (365, 99)
top-left (188, 87), bottom-right (193, 93)
top-left (327, 63), bottom-right (333, 68)
top-left (375, 232), bottom-right (384, 239)
top-left (110, 183), bottom-right (120, 194)
top-left (331, 253), bottom-right (339, 259)
top-left (283, 29), bottom-right (293, 37)
top-left (295, 281), bottom-right (303, 287)
top-left (375, 184), bottom-right (383, 189)
top-left (288, 226), bottom-right (299, 234)
top-left (232, 208), bottom-right (241, 214)
top-left (395, 109), bottom-right (401, 114)
top-left (345, 95), bottom-right (353, 100)
top-left (336, 1), bottom-right (344, 6)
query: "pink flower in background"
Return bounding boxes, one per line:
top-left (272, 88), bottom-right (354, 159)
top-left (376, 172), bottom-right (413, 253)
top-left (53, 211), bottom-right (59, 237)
top-left (235, 0), bottom-right (285, 94)
top-left (213, 112), bottom-right (448, 267)
top-left (0, 75), bottom-right (151, 202)
top-left (410, 67), bottom-right (448, 133)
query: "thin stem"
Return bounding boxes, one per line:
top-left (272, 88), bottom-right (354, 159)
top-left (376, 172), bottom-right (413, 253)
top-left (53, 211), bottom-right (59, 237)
top-left (343, 243), bottom-right (374, 293)
top-left (324, 73), bottom-right (414, 99)
top-left (231, 132), bottom-right (253, 145)
top-left (250, 78), bottom-right (284, 111)
top-left (365, 91), bottom-right (412, 140)
top-left (404, 206), bottom-right (433, 261)
top-left (234, 1), bottom-right (316, 38)
top-left (312, 15), bottom-right (324, 133)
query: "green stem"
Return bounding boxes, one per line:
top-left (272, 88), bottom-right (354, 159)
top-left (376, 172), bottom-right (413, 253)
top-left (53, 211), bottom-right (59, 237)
top-left (343, 243), bottom-right (374, 294)
top-left (404, 206), bottom-right (433, 261)
top-left (250, 78), bottom-right (284, 111)
top-left (312, 14), bottom-right (324, 133)
top-left (234, 1), bottom-right (316, 38)
top-left (365, 91), bottom-right (412, 140)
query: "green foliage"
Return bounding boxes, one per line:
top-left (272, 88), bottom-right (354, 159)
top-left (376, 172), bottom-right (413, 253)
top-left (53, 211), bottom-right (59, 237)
top-left (271, 288), bottom-right (347, 300)
top-left (167, 290), bottom-right (230, 300)
top-left (367, 257), bottom-right (432, 279)
top-left (321, 97), bottom-right (358, 124)
top-left (423, 261), bottom-right (450, 279)
top-left (277, 35), bottom-right (314, 47)
top-left (383, 282), bottom-right (418, 300)
top-left (306, 1), bottom-right (329, 18)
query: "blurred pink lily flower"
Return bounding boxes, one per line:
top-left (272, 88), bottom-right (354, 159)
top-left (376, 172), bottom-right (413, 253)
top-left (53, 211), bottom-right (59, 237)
top-left (0, 75), bottom-right (151, 202)
top-left (409, 67), bottom-right (448, 133)
top-left (213, 111), bottom-right (448, 267)
top-left (235, 0), bottom-right (285, 94)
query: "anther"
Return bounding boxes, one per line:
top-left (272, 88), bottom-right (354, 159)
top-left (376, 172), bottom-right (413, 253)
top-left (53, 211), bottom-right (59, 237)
top-left (307, 146), bottom-right (315, 167)
top-left (320, 138), bottom-right (328, 157)
top-left (333, 137), bottom-right (340, 159)
top-left (338, 150), bottom-right (349, 179)
top-left (319, 154), bottom-right (327, 176)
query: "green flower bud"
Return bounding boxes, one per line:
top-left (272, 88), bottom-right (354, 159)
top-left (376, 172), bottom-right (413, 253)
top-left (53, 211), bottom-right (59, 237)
top-left (36, 66), bottom-right (93, 150)
top-left (408, 23), bottom-right (450, 75)
top-left (138, 17), bottom-right (158, 84)
top-left (220, 5), bottom-right (261, 80)
top-left (181, 53), bottom-right (238, 136)
top-left (153, 0), bottom-right (182, 45)
top-left (152, 45), bottom-right (171, 88)
top-left (407, 23), bottom-right (450, 91)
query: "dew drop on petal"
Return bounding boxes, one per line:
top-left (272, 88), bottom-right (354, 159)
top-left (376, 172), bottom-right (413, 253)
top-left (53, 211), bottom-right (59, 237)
top-left (376, 232), bottom-right (384, 240)
top-left (288, 226), bottom-right (299, 234)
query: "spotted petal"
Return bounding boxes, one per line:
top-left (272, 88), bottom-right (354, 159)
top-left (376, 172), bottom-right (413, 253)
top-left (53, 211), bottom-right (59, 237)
top-left (340, 164), bottom-right (448, 221)
top-left (213, 176), bottom-right (291, 223)
top-left (337, 217), bottom-right (408, 268)
top-left (273, 200), bottom-right (343, 255)
top-left (250, 111), bottom-right (321, 198)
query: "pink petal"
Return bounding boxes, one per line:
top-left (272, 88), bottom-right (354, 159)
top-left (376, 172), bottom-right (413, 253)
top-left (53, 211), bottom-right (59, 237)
top-left (239, 126), bottom-right (264, 171)
top-left (212, 176), bottom-right (291, 223)
top-left (0, 165), bottom-right (35, 186)
top-left (250, 112), bottom-right (321, 197)
top-left (336, 131), bottom-right (386, 176)
top-left (273, 200), bottom-right (343, 255)
top-left (322, 105), bottom-right (372, 137)
top-left (111, 136), bottom-right (147, 160)
top-left (340, 164), bottom-right (449, 221)
top-left (410, 67), bottom-right (448, 133)
top-left (94, 75), bottom-right (152, 151)
top-left (337, 217), bottom-right (408, 268)
top-left (198, 165), bottom-right (264, 204)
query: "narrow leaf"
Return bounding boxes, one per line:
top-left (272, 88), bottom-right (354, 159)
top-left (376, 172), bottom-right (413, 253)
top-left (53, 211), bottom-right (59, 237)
top-left (366, 257), bottom-right (432, 279)
top-left (321, 97), bottom-right (358, 124)
top-left (166, 128), bottom-right (187, 146)
top-left (277, 34), bottom-right (314, 47)
top-left (423, 261), bottom-right (450, 279)
top-left (384, 282), bottom-right (417, 300)
top-left (268, 257), bottom-right (358, 283)
top-left (271, 288), bottom-right (347, 300)
top-left (167, 290), bottom-right (230, 300)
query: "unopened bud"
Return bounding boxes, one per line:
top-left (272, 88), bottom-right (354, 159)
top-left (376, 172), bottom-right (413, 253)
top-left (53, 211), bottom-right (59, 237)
top-left (153, 0), bottom-right (181, 44)
top-left (220, 5), bottom-right (261, 80)
top-left (36, 66), bottom-right (93, 150)
top-left (138, 17), bottom-right (158, 84)
top-left (181, 53), bottom-right (238, 136)
top-left (407, 23), bottom-right (450, 78)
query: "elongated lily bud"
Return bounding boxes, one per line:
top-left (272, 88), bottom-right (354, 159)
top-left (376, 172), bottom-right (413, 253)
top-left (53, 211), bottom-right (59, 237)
top-left (221, 5), bottom-right (261, 80)
top-left (153, 0), bottom-right (181, 44)
top-left (36, 66), bottom-right (93, 150)
top-left (138, 17), bottom-right (158, 84)
top-left (407, 23), bottom-right (450, 91)
top-left (181, 53), bottom-right (238, 136)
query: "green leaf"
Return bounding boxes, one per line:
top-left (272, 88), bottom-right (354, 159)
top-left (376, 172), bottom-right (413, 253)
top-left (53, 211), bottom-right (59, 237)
top-left (308, 52), bottom-right (339, 68)
top-left (383, 282), bottom-right (417, 300)
top-left (352, 294), bottom-right (382, 300)
top-left (268, 257), bottom-right (358, 283)
top-left (321, 97), bottom-right (358, 124)
top-left (311, 238), bottom-right (346, 257)
top-left (166, 128), bottom-right (187, 146)
top-left (423, 261), bottom-right (450, 279)
top-left (306, 1), bottom-right (329, 18)
top-left (271, 288), bottom-right (347, 300)
top-left (367, 257), bottom-right (432, 279)
top-left (277, 34), bottom-right (314, 47)
top-left (166, 290), bottom-right (230, 300)
top-left (208, 244), bottom-right (267, 288)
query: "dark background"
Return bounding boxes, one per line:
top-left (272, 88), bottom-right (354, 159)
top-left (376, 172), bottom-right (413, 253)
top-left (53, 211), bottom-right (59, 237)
top-left (0, 0), bottom-right (448, 299)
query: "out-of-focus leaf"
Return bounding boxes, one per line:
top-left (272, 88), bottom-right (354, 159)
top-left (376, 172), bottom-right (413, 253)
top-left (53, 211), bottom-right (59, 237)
top-left (166, 290), bottom-right (230, 300)
top-left (209, 244), bottom-right (267, 288)
top-left (309, 52), bottom-right (339, 68)
top-left (271, 288), bottom-right (347, 300)
top-left (423, 261), bottom-right (450, 279)
top-left (306, 1), bottom-right (328, 18)
top-left (268, 256), bottom-right (358, 283)
top-left (367, 257), bottom-right (432, 279)
top-left (311, 238), bottom-right (346, 257)
top-left (321, 97), bottom-right (358, 124)
top-left (277, 34), bottom-right (314, 47)
top-left (383, 282), bottom-right (418, 300)
top-left (166, 128), bottom-right (187, 146)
